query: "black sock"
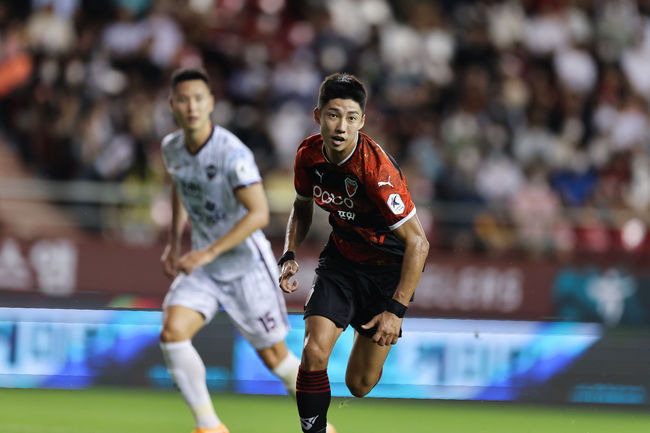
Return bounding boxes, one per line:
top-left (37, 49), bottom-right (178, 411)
top-left (296, 367), bottom-right (330, 433)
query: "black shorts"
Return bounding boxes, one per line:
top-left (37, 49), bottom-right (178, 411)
top-left (304, 242), bottom-right (403, 339)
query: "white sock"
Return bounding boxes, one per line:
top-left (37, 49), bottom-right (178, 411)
top-left (161, 340), bottom-right (221, 428)
top-left (271, 351), bottom-right (300, 399)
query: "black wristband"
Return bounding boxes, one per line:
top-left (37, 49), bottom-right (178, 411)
top-left (386, 298), bottom-right (407, 318)
top-left (277, 250), bottom-right (296, 267)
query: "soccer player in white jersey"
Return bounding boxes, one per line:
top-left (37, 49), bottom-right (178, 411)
top-left (158, 68), bottom-right (300, 433)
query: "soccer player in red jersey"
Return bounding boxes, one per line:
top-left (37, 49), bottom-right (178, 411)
top-left (278, 73), bottom-right (430, 433)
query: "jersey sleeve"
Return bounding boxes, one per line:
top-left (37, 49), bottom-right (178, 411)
top-left (293, 146), bottom-right (313, 201)
top-left (226, 148), bottom-right (262, 190)
top-left (160, 147), bottom-right (170, 171)
top-left (365, 153), bottom-right (416, 230)
top-left (160, 132), bottom-right (177, 172)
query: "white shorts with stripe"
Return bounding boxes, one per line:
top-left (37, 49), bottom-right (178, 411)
top-left (163, 245), bottom-right (289, 350)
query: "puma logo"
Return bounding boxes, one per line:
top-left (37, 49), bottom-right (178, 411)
top-left (378, 176), bottom-right (393, 188)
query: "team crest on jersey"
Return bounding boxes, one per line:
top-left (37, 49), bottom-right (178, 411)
top-left (345, 177), bottom-right (358, 197)
top-left (206, 164), bottom-right (217, 179)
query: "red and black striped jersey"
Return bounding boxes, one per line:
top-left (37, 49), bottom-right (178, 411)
top-left (294, 132), bottom-right (416, 264)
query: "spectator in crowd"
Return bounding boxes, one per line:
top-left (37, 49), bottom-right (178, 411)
top-left (2, 0), bottom-right (650, 256)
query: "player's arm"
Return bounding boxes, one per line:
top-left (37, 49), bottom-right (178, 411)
top-left (391, 215), bottom-right (429, 308)
top-left (161, 184), bottom-right (188, 279)
top-left (362, 214), bottom-right (429, 346)
top-left (177, 182), bottom-right (269, 275)
top-left (278, 197), bottom-right (313, 293)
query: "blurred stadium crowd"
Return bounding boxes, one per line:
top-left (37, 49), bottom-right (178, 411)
top-left (1, 0), bottom-right (650, 256)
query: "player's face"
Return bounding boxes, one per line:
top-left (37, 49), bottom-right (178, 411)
top-left (315, 98), bottom-right (365, 163)
top-left (170, 79), bottom-right (214, 133)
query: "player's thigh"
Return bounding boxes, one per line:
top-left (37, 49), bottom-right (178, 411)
top-left (221, 260), bottom-right (290, 349)
top-left (161, 271), bottom-right (216, 341)
top-left (346, 331), bottom-right (391, 383)
top-left (302, 315), bottom-right (344, 370)
top-left (161, 305), bottom-right (206, 341)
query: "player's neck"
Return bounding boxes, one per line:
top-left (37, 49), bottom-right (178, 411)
top-left (184, 122), bottom-right (214, 153)
top-left (325, 133), bottom-right (358, 165)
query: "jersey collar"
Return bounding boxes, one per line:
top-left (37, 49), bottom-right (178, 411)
top-left (185, 123), bottom-right (215, 156)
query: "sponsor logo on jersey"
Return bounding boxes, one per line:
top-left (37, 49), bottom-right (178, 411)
top-left (206, 164), bottom-right (217, 179)
top-left (337, 210), bottom-right (356, 221)
top-left (180, 180), bottom-right (202, 197)
top-left (313, 185), bottom-right (354, 209)
top-left (204, 200), bottom-right (226, 224)
top-left (387, 193), bottom-right (405, 214)
top-left (345, 177), bottom-right (358, 197)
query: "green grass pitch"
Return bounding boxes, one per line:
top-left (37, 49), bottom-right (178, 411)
top-left (1, 387), bottom-right (650, 433)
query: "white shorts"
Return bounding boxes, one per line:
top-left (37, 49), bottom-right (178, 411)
top-left (163, 252), bottom-right (289, 350)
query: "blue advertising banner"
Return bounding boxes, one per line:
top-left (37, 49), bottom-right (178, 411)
top-left (233, 315), bottom-right (603, 401)
top-left (11, 307), bottom-right (650, 406)
top-left (0, 308), bottom-right (162, 388)
top-left (0, 308), bottom-right (234, 390)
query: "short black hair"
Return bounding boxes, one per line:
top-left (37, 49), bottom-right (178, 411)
top-left (170, 67), bottom-right (211, 91)
top-left (318, 73), bottom-right (367, 112)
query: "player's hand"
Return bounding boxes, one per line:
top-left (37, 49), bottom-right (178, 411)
top-left (177, 249), bottom-right (215, 275)
top-left (279, 260), bottom-right (299, 293)
top-left (161, 244), bottom-right (179, 279)
top-left (361, 311), bottom-right (402, 346)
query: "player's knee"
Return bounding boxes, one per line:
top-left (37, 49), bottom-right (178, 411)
top-left (345, 376), bottom-right (374, 398)
top-left (301, 341), bottom-right (330, 370)
top-left (345, 374), bottom-right (377, 398)
top-left (159, 322), bottom-right (187, 343)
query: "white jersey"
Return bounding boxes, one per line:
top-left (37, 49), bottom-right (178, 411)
top-left (161, 125), bottom-right (268, 281)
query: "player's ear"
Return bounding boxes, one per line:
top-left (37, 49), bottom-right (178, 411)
top-left (313, 107), bottom-right (321, 125)
top-left (359, 113), bottom-right (365, 129)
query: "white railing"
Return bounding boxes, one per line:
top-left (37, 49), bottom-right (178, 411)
top-left (0, 178), bottom-right (646, 250)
